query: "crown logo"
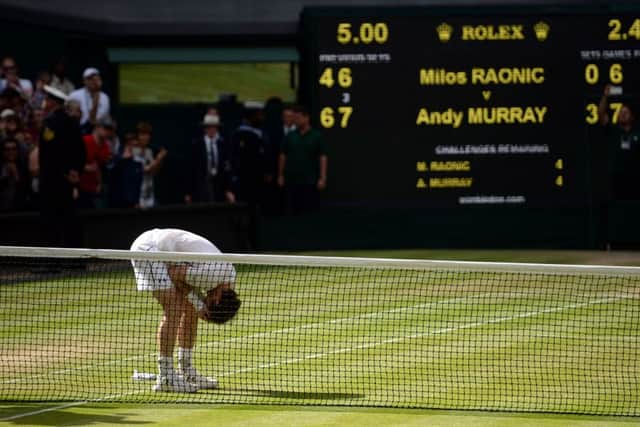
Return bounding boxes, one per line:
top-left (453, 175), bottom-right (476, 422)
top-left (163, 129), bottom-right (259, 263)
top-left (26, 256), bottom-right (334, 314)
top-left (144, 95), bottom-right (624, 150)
top-left (436, 23), bottom-right (453, 42)
top-left (533, 21), bottom-right (550, 41)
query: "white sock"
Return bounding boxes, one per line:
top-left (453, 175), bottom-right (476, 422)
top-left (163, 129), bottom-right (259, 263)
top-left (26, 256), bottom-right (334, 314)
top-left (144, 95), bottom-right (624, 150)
top-left (178, 347), bottom-right (194, 373)
top-left (158, 356), bottom-right (174, 378)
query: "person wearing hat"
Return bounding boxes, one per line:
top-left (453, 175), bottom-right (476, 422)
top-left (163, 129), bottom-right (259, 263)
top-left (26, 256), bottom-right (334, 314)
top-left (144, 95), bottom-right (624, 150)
top-left (184, 113), bottom-right (234, 205)
top-left (39, 85), bottom-right (86, 247)
top-left (67, 67), bottom-right (111, 132)
top-left (0, 108), bottom-right (18, 140)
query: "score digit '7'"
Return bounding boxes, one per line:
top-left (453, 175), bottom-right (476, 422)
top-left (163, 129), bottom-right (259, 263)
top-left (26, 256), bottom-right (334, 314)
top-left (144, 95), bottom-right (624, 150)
top-left (320, 106), bottom-right (353, 128)
top-left (318, 67), bottom-right (354, 128)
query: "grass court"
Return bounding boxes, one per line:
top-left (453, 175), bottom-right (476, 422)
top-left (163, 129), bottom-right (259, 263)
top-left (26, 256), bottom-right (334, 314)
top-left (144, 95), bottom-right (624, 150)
top-left (1, 249), bottom-right (639, 426)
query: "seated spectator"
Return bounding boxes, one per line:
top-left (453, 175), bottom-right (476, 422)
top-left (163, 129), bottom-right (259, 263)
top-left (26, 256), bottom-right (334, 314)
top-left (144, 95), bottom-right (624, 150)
top-left (1, 86), bottom-right (31, 126)
top-left (109, 132), bottom-right (143, 208)
top-left (185, 113), bottom-right (233, 204)
top-left (278, 105), bottom-right (328, 214)
top-left (68, 67), bottom-right (110, 133)
top-left (105, 118), bottom-right (121, 161)
top-left (0, 109), bottom-right (29, 164)
top-left (28, 137), bottom-right (40, 206)
top-left (0, 108), bottom-right (12, 139)
top-left (65, 100), bottom-right (82, 123)
top-left (78, 118), bottom-right (113, 209)
top-left (31, 71), bottom-right (51, 110)
top-left (30, 107), bottom-right (45, 137)
top-left (0, 137), bottom-right (28, 211)
top-left (26, 108), bottom-right (46, 208)
top-left (50, 59), bottom-right (75, 95)
top-left (1, 109), bottom-right (22, 140)
top-left (0, 57), bottom-right (33, 98)
top-left (135, 121), bottom-right (167, 209)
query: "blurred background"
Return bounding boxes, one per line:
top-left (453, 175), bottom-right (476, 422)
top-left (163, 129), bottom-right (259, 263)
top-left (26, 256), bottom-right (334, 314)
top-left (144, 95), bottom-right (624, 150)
top-left (0, 0), bottom-right (638, 254)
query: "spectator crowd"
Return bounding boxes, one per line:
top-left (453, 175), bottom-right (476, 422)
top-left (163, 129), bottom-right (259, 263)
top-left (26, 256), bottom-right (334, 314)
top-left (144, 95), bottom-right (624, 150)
top-left (0, 56), bottom-right (328, 224)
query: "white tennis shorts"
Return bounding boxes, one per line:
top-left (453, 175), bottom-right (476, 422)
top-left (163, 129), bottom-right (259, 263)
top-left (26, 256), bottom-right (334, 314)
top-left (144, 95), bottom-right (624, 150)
top-left (130, 243), bottom-right (173, 292)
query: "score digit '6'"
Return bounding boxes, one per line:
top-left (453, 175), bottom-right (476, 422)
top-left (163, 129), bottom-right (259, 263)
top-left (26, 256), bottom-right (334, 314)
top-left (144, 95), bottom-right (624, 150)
top-left (320, 106), bottom-right (353, 128)
top-left (584, 63), bottom-right (623, 85)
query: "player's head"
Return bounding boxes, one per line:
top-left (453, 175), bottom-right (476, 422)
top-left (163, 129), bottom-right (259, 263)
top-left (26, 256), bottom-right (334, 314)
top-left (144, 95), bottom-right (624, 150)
top-left (204, 287), bottom-right (241, 324)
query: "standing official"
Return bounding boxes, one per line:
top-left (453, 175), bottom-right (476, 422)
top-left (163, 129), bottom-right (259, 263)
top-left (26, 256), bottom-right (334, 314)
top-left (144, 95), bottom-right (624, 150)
top-left (39, 85), bottom-right (86, 247)
top-left (229, 102), bottom-right (270, 205)
top-left (184, 114), bottom-right (234, 204)
top-left (278, 105), bottom-right (328, 214)
top-left (598, 84), bottom-right (640, 200)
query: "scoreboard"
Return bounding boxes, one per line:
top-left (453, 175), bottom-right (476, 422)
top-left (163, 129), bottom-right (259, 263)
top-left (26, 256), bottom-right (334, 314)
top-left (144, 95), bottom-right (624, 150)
top-left (301, 5), bottom-right (640, 207)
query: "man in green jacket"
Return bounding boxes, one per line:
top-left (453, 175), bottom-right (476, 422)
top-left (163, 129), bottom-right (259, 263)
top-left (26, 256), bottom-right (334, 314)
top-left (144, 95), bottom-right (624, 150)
top-left (277, 105), bottom-right (328, 214)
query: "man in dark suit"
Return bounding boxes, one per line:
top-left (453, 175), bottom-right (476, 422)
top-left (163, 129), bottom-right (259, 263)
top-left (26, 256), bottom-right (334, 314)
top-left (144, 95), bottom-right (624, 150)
top-left (39, 85), bottom-right (86, 247)
top-left (229, 102), bottom-right (270, 206)
top-left (184, 114), bottom-right (233, 204)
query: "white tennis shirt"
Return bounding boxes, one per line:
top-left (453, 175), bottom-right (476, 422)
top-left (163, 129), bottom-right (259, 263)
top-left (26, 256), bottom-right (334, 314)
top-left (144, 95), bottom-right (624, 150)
top-left (137, 228), bottom-right (220, 253)
top-left (131, 228), bottom-right (236, 291)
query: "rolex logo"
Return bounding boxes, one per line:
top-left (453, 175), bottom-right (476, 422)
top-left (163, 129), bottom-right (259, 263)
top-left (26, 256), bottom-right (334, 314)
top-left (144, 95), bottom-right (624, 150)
top-left (533, 21), bottom-right (550, 41)
top-left (437, 22), bottom-right (453, 42)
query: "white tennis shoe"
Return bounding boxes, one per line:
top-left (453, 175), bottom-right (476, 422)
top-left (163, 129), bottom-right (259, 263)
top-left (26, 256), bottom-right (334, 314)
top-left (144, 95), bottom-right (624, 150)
top-left (181, 368), bottom-right (219, 389)
top-left (153, 374), bottom-right (199, 393)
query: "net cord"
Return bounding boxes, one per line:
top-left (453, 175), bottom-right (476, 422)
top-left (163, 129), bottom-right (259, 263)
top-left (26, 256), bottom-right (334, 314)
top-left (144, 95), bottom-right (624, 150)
top-left (0, 245), bottom-right (638, 276)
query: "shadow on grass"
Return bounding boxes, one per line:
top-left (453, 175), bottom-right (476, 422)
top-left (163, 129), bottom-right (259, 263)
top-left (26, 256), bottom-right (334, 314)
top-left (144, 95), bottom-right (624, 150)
top-left (0, 404), bottom-right (150, 426)
top-left (210, 388), bottom-right (366, 401)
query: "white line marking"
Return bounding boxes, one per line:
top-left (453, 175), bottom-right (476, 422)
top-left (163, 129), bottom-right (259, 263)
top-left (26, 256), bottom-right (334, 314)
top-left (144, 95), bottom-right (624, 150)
top-left (1, 295), bottom-right (626, 421)
top-left (218, 296), bottom-right (627, 376)
top-left (0, 391), bottom-right (143, 421)
top-left (3, 293), bottom-right (490, 384)
top-left (0, 401), bottom-right (85, 421)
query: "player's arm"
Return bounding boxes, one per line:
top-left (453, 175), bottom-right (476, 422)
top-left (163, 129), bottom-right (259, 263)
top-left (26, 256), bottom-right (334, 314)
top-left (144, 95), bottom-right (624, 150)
top-left (166, 263), bottom-right (209, 319)
top-left (598, 84), bottom-right (611, 126)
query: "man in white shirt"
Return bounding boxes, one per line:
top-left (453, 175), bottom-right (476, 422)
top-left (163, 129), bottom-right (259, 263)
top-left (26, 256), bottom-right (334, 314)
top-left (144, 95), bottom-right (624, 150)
top-left (0, 57), bottom-right (33, 98)
top-left (67, 67), bottom-right (110, 131)
top-left (50, 59), bottom-right (75, 95)
top-left (130, 228), bottom-right (241, 393)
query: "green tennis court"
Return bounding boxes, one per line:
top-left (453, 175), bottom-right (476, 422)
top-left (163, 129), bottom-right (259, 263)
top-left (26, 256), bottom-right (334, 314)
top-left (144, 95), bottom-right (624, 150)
top-left (1, 249), bottom-right (639, 426)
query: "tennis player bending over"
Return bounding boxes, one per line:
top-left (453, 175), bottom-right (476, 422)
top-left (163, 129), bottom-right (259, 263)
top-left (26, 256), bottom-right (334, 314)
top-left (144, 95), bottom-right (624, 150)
top-left (131, 228), bottom-right (241, 393)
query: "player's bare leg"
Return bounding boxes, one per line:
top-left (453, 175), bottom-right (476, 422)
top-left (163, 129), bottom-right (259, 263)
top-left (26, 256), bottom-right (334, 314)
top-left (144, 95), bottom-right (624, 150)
top-left (177, 302), bottom-right (218, 389)
top-left (152, 288), bottom-right (198, 393)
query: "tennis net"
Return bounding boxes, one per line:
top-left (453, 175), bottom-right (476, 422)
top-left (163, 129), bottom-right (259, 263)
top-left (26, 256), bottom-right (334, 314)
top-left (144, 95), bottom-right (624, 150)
top-left (0, 246), bottom-right (638, 415)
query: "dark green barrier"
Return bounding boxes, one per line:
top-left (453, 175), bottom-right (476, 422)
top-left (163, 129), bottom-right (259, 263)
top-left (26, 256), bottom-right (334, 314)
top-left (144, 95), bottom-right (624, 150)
top-left (258, 205), bottom-right (595, 251)
top-left (0, 203), bottom-right (251, 252)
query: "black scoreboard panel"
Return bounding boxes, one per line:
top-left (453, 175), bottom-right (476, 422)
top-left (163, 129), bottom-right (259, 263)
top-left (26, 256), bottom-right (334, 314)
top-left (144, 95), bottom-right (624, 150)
top-left (301, 6), bottom-right (640, 207)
